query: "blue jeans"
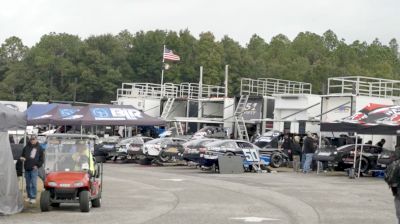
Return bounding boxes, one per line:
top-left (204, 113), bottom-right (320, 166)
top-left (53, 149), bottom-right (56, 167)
top-left (303, 153), bottom-right (314, 173)
top-left (25, 169), bottom-right (38, 199)
top-left (301, 153), bottom-right (306, 168)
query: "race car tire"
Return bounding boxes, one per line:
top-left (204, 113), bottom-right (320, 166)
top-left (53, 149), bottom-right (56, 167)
top-left (270, 153), bottom-right (283, 168)
top-left (355, 157), bottom-right (369, 174)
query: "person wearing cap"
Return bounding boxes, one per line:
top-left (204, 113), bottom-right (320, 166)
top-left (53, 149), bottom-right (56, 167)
top-left (376, 139), bottom-right (386, 148)
top-left (20, 135), bottom-right (45, 204)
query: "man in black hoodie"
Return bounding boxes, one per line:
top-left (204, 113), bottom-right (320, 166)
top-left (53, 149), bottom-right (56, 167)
top-left (302, 132), bottom-right (315, 173)
top-left (20, 136), bottom-right (44, 204)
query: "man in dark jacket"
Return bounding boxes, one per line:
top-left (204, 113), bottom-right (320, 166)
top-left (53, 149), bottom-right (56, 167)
top-left (387, 148), bottom-right (400, 224)
top-left (302, 132), bottom-right (315, 173)
top-left (376, 139), bottom-right (386, 148)
top-left (292, 136), bottom-right (302, 172)
top-left (20, 136), bottom-right (44, 204)
top-left (281, 134), bottom-right (292, 161)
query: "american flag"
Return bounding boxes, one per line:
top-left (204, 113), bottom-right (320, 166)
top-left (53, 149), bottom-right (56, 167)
top-left (163, 48), bottom-right (180, 61)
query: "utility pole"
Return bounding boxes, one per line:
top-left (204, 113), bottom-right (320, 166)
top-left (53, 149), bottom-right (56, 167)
top-left (73, 77), bottom-right (78, 103)
top-left (160, 45), bottom-right (166, 96)
top-left (224, 65), bottom-right (229, 97)
top-left (198, 66), bottom-right (203, 130)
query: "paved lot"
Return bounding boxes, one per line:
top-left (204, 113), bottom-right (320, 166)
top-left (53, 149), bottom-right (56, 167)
top-left (0, 163), bottom-right (396, 224)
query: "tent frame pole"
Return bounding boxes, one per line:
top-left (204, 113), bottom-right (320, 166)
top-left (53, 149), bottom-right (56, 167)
top-left (351, 132), bottom-right (358, 179)
top-left (357, 144), bottom-right (364, 178)
top-left (23, 130), bottom-right (27, 146)
top-left (317, 133), bottom-right (323, 175)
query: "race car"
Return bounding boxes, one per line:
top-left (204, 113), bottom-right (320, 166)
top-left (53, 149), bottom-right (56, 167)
top-left (314, 144), bottom-right (390, 173)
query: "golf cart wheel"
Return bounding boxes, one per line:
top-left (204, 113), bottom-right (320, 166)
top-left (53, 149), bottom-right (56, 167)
top-left (51, 203), bottom-right (60, 207)
top-left (355, 157), bottom-right (370, 174)
top-left (159, 152), bottom-right (171, 162)
top-left (79, 190), bottom-right (90, 212)
top-left (40, 190), bottom-right (51, 212)
top-left (270, 153), bottom-right (283, 168)
top-left (92, 198), bottom-right (101, 208)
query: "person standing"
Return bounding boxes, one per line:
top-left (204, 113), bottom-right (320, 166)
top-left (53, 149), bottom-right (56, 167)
top-left (292, 136), bottom-right (302, 172)
top-left (384, 148), bottom-right (400, 224)
top-left (302, 132), bottom-right (315, 173)
top-left (281, 134), bottom-right (293, 162)
top-left (20, 136), bottom-right (44, 204)
top-left (376, 139), bottom-right (386, 148)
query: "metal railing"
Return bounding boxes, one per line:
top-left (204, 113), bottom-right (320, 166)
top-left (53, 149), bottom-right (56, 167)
top-left (117, 82), bottom-right (226, 99)
top-left (240, 78), bottom-right (312, 96)
top-left (327, 76), bottom-right (400, 98)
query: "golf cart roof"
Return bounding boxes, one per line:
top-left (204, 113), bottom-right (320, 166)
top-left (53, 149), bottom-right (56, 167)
top-left (46, 134), bottom-right (99, 140)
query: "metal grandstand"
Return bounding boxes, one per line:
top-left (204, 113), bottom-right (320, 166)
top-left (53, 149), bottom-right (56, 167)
top-left (116, 82), bottom-right (226, 100)
top-left (327, 76), bottom-right (400, 99)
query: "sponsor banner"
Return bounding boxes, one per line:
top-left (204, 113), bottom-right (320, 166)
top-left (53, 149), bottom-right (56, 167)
top-left (346, 104), bottom-right (400, 126)
top-left (59, 108), bottom-right (79, 117)
top-left (242, 99), bottom-right (262, 120)
top-left (90, 108), bottom-right (143, 121)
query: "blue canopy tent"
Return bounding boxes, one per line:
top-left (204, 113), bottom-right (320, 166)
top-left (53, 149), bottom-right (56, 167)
top-left (27, 104), bottom-right (79, 126)
top-left (55, 104), bottom-right (165, 126)
top-left (26, 104), bottom-right (59, 121)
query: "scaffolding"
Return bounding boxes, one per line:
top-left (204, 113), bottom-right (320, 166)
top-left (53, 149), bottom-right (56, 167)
top-left (240, 78), bottom-right (312, 96)
top-left (327, 76), bottom-right (400, 99)
top-left (116, 82), bottom-right (226, 100)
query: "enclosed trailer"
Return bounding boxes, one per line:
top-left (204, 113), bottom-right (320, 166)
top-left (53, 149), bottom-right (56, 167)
top-left (239, 78), bottom-right (314, 135)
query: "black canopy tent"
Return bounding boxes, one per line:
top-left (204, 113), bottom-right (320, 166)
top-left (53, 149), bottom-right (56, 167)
top-left (0, 103), bottom-right (26, 215)
top-left (320, 103), bottom-right (400, 178)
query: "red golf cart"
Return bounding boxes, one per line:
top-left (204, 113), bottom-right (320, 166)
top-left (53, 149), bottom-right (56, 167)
top-left (40, 134), bottom-right (104, 212)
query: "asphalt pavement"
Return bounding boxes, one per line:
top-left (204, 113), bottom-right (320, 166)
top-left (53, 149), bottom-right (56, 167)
top-left (0, 162), bottom-right (396, 224)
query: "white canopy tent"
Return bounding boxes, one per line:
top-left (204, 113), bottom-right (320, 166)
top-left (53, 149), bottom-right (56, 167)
top-left (0, 104), bottom-right (26, 215)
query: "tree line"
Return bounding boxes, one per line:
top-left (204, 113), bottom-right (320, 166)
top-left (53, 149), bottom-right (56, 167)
top-left (0, 29), bottom-right (399, 103)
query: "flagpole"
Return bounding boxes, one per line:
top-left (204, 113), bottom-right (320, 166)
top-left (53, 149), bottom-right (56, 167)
top-left (161, 44), bottom-right (166, 96)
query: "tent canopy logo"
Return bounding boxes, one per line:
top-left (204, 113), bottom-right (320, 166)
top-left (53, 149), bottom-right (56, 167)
top-left (91, 108), bottom-right (143, 120)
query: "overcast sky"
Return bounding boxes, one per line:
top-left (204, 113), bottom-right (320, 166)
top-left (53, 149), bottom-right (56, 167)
top-left (1, 0), bottom-right (399, 47)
